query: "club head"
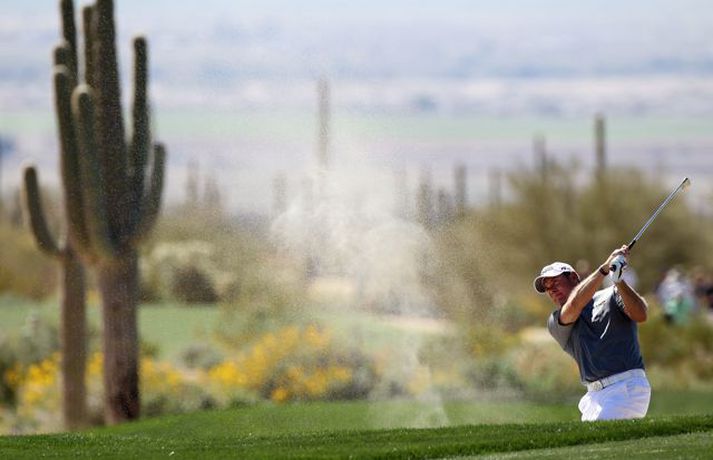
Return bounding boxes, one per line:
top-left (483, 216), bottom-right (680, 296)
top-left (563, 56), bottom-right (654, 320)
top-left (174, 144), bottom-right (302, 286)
top-left (682, 177), bottom-right (691, 190)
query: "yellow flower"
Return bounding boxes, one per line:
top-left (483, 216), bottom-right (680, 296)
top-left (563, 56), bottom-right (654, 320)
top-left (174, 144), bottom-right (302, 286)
top-left (330, 366), bottom-right (352, 382)
top-left (271, 387), bottom-right (288, 403)
top-left (4, 363), bottom-right (23, 388)
top-left (87, 353), bottom-right (103, 378)
top-left (304, 324), bottom-right (329, 349)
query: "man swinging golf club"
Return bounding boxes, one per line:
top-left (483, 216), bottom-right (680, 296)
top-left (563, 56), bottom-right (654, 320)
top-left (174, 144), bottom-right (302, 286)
top-left (534, 247), bottom-right (650, 421)
top-left (533, 178), bottom-right (690, 421)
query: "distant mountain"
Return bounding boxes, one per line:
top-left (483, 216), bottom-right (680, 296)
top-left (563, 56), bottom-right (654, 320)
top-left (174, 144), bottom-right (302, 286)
top-left (2, 0), bottom-right (713, 114)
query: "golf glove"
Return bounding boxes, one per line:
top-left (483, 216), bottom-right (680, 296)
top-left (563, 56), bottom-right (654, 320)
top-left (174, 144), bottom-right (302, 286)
top-left (609, 255), bottom-right (627, 283)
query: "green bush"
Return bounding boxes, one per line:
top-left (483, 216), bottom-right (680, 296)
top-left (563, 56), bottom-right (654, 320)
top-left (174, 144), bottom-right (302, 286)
top-left (508, 340), bottom-right (583, 401)
top-left (639, 309), bottom-right (713, 384)
top-left (140, 206), bottom-right (289, 305)
top-left (171, 265), bottom-right (219, 303)
top-left (0, 224), bottom-right (57, 300)
top-left (0, 312), bottom-right (59, 406)
top-left (486, 167), bottom-right (710, 293)
top-left (207, 325), bottom-right (377, 404)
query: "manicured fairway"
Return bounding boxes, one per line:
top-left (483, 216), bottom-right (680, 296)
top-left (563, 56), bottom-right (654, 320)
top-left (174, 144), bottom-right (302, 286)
top-left (0, 398), bottom-right (712, 459)
top-left (0, 414), bottom-right (711, 459)
top-left (477, 430), bottom-right (713, 459)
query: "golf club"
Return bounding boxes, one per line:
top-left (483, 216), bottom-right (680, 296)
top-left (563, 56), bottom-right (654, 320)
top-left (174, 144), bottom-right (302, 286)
top-left (626, 177), bottom-right (691, 251)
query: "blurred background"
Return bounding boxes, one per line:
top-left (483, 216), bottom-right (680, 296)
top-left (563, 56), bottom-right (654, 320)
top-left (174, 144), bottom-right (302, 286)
top-left (1, 0), bottom-right (712, 434)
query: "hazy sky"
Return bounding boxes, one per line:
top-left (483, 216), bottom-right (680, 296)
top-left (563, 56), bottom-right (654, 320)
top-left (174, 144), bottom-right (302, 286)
top-left (3, 0), bottom-right (713, 212)
top-left (4, 0), bottom-right (713, 87)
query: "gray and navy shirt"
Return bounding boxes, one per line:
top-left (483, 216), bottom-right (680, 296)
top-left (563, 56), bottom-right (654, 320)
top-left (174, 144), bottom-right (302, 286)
top-left (547, 286), bottom-right (644, 384)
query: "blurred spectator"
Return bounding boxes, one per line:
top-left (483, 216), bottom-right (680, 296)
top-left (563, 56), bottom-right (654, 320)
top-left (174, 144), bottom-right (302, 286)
top-left (691, 266), bottom-right (713, 312)
top-left (706, 285), bottom-right (713, 314)
top-left (655, 268), bottom-right (696, 325)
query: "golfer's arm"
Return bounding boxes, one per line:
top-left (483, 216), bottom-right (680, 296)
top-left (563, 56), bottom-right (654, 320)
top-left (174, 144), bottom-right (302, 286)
top-left (559, 267), bottom-right (607, 324)
top-left (616, 281), bottom-right (648, 322)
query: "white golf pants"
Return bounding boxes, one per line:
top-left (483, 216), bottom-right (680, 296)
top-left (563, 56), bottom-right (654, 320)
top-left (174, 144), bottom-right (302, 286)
top-left (578, 371), bottom-right (651, 421)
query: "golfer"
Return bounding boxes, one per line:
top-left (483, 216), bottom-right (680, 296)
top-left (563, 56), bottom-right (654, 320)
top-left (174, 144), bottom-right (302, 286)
top-left (534, 245), bottom-right (651, 421)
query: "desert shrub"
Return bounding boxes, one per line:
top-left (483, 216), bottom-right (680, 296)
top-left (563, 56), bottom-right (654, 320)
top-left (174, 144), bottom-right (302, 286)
top-left (0, 307), bottom-right (105, 410)
top-left (212, 264), bottom-right (308, 349)
top-left (140, 355), bottom-right (217, 416)
top-left (0, 224), bottom-right (57, 300)
top-left (0, 312), bottom-right (60, 405)
top-left (5, 352), bottom-right (217, 433)
top-left (143, 210), bottom-right (272, 304)
top-left (488, 167), bottom-right (710, 293)
top-left (13, 313), bottom-right (60, 366)
top-left (639, 310), bottom-right (713, 385)
top-left (141, 240), bottom-right (224, 303)
top-left (508, 340), bottom-right (582, 401)
top-left (0, 339), bottom-right (19, 405)
top-left (171, 265), bottom-right (219, 303)
top-left (465, 357), bottom-right (522, 394)
top-left (206, 325), bottom-right (376, 403)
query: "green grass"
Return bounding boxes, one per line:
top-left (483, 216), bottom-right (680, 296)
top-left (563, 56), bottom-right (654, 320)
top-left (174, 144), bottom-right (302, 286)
top-left (0, 406), bottom-right (711, 459)
top-left (0, 299), bottom-right (443, 361)
top-left (0, 298), bottom-right (219, 361)
top-left (476, 431), bottom-right (713, 459)
top-left (118, 399), bottom-right (580, 435)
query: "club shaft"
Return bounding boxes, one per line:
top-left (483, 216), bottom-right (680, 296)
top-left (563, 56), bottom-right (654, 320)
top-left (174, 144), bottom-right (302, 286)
top-left (628, 177), bottom-right (689, 250)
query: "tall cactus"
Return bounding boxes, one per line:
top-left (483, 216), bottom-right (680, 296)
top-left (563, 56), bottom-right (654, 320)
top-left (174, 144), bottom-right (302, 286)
top-left (21, 0), bottom-right (88, 430)
top-left (23, 168), bottom-right (88, 430)
top-left (316, 78), bottom-right (330, 171)
top-left (594, 113), bottom-right (607, 182)
top-left (454, 163), bottom-right (467, 216)
top-left (50, 0), bottom-right (165, 424)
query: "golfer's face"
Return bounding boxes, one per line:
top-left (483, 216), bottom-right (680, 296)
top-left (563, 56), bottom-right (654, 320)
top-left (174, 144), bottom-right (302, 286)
top-left (543, 274), bottom-right (574, 306)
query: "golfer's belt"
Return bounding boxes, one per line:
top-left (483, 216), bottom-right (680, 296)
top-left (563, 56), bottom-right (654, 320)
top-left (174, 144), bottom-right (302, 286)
top-left (585, 368), bottom-right (646, 392)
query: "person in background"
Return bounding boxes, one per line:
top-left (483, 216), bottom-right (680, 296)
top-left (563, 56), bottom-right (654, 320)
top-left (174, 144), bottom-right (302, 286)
top-left (655, 267), bottom-right (696, 325)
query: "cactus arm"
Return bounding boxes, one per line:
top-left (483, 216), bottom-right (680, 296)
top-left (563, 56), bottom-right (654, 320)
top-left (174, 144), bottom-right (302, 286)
top-left (54, 67), bottom-right (90, 249)
top-left (72, 86), bottom-right (117, 260)
top-left (129, 36), bottom-right (149, 226)
top-left (53, 43), bottom-right (76, 88)
top-left (22, 167), bottom-right (62, 257)
top-left (82, 5), bottom-right (96, 87)
top-left (94, 0), bottom-right (128, 232)
top-left (53, 43), bottom-right (70, 68)
top-left (59, 0), bottom-right (78, 79)
top-left (130, 142), bottom-right (165, 246)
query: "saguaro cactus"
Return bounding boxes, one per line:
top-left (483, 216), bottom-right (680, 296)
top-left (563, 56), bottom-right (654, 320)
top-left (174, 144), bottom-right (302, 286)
top-left (416, 169), bottom-right (434, 229)
top-left (594, 113), bottom-right (607, 181)
top-left (23, 167), bottom-right (88, 430)
top-left (316, 78), bottom-right (330, 171)
top-left (44, 0), bottom-right (165, 424)
top-left (21, 0), bottom-right (88, 430)
top-left (454, 163), bottom-right (467, 216)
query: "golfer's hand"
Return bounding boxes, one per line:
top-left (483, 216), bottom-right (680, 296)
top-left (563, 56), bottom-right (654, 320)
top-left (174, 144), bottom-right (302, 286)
top-left (600, 245), bottom-right (629, 275)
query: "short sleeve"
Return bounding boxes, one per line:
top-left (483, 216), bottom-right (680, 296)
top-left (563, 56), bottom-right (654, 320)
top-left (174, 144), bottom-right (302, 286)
top-left (547, 309), bottom-right (574, 350)
top-left (612, 287), bottom-right (625, 311)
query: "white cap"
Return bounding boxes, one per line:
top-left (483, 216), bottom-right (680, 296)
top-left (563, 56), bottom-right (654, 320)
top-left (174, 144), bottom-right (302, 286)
top-left (533, 262), bottom-right (578, 293)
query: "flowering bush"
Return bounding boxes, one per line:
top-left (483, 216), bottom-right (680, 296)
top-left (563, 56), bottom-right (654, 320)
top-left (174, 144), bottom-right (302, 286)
top-left (207, 325), bottom-right (375, 404)
top-left (3, 352), bottom-right (213, 433)
top-left (141, 240), bottom-right (230, 303)
top-left (2, 353), bottom-right (62, 433)
top-left (0, 324), bottom-right (377, 433)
